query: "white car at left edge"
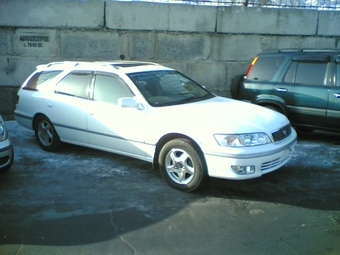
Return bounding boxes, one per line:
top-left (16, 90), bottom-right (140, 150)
top-left (14, 61), bottom-right (297, 192)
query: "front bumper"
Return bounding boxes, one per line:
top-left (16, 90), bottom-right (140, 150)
top-left (204, 135), bottom-right (297, 180)
top-left (0, 140), bottom-right (14, 171)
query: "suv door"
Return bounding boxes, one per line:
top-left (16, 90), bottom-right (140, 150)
top-left (327, 58), bottom-right (340, 129)
top-left (273, 54), bottom-right (331, 128)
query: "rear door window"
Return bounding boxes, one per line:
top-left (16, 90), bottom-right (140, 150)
top-left (56, 71), bottom-right (93, 99)
top-left (284, 61), bottom-right (328, 85)
top-left (247, 56), bottom-right (285, 81)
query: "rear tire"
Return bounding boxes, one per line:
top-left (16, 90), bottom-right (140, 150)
top-left (34, 116), bottom-right (63, 152)
top-left (159, 138), bottom-right (207, 192)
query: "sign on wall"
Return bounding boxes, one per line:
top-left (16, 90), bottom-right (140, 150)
top-left (15, 29), bottom-right (57, 57)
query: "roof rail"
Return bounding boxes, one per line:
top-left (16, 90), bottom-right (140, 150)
top-left (36, 61), bottom-right (85, 70)
top-left (36, 60), bottom-right (159, 70)
top-left (264, 48), bottom-right (340, 54)
top-left (302, 48), bottom-right (340, 52)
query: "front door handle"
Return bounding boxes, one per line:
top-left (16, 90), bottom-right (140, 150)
top-left (334, 93), bottom-right (340, 98)
top-left (276, 88), bottom-right (288, 92)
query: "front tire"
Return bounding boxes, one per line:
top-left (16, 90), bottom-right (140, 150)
top-left (34, 116), bottom-right (63, 152)
top-left (159, 138), bottom-right (207, 192)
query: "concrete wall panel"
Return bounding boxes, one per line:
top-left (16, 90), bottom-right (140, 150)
top-left (168, 5), bottom-right (216, 32)
top-left (217, 7), bottom-right (318, 35)
top-left (61, 31), bottom-right (120, 59)
top-left (212, 34), bottom-right (336, 62)
top-left (0, 30), bottom-right (13, 55)
top-left (187, 62), bottom-right (227, 95)
top-left (158, 33), bottom-right (210, 61)
top-left (129, 32), bottom-right (157, 60)
top-left (212, 35), bottom-right (263, 61)
top-left (318, 11), bottom-right (340, 36)
top-left (106, 2), bottom-right (168, 31)
top-left (0, 0), bottom-right (104, 28)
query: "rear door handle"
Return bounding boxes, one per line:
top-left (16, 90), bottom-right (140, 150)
top-left (334, 93), bottom-right (340, 98)
top-left (276, 88), bottom-right (288, 92)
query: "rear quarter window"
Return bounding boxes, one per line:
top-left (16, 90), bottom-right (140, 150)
top-left (247, 56), bottom-right (285, 81)
top-left (24, 71), bottom-right (62, 90)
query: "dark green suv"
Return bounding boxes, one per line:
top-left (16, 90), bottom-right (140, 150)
top-left (233, 49), bottom-right (340, 132)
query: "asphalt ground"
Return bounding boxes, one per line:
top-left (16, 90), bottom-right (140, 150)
top-left (0, 120), bottom-right (340, 255)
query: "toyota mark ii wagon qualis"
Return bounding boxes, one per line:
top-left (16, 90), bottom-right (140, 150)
top-left (15, 61), bottom-right (297, 192)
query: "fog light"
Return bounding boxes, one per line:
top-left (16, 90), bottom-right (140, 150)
top-left (231, 165), bottom-right (255, 175)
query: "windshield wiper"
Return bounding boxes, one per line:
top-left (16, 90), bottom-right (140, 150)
top-left (198, 93), bottom-right (214, 100)
top-left (176, 96), bottom-right (198, 104)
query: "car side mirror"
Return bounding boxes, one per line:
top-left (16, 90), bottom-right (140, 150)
top-left (118, 97), bottom-right (144, 110)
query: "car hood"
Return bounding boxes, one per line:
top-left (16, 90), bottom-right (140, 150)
top-left (149, 96), bottom-right (289, 135)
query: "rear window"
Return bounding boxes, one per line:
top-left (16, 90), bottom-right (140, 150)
top-left (247, 56), bottom-right (285, 81)
top-left (24, 71), bottom-right (62, 90)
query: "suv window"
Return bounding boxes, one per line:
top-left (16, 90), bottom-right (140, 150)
top-left (24, 71), bottom-right (62, 91)
top-left (284, 61), bottom-right (328, 85)
top-left (56, 71), bottom-right (93, 99)
top-left (93, 74), bottom-right (133, 104)
top-left (247, 56), bottom-right (285, 81)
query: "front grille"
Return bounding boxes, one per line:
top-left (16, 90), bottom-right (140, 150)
top-left (271, 124), bottom-right (291, 142)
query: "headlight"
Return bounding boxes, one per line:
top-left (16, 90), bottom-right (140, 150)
top-left (0, 122), bottom-right (8, 141)
top-left (214, 133), bottom-right (272, 147)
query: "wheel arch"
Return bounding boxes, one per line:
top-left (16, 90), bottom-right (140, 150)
top-left (32, 113), bottom-right (50, 130)
top-left (153, 133), bottom-right (206, 170)
top-left (253, 96), bottom-right (288, 116)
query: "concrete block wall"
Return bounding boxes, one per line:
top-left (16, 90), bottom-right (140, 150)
top-left (0, 0), bottom-right (339, 118)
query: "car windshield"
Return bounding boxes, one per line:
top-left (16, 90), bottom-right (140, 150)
top-left (127, 70), bottom-right (214, 106)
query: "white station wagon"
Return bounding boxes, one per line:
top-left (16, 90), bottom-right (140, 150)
top-left (15, 61), bottom-right (297, 192)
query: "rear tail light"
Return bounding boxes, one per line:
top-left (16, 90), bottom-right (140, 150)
top-left (244, 56), bottom-right (258, 79)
